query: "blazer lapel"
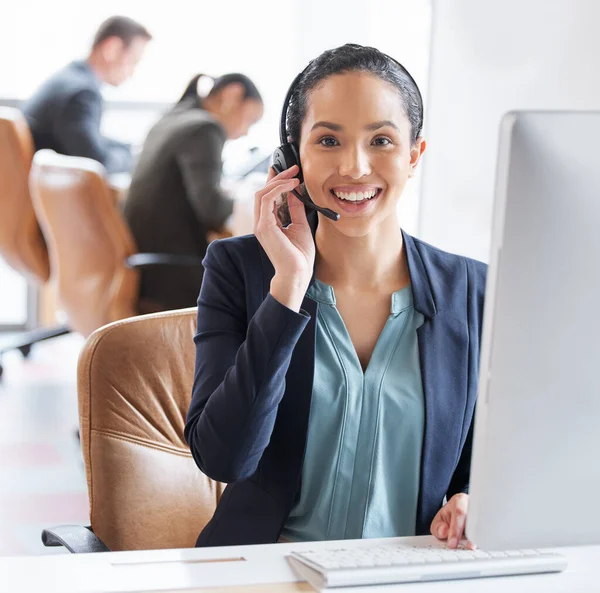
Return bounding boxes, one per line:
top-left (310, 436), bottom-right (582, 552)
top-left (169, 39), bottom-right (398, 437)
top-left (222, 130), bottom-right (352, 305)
top-left (280, 295), bottom-right (318, 478)
top-left (403, 232), bottom-right (470, 534)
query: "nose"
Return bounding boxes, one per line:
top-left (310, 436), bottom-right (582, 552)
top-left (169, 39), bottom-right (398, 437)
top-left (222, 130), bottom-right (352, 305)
top-left (338, 144), bottom-right (372, 179)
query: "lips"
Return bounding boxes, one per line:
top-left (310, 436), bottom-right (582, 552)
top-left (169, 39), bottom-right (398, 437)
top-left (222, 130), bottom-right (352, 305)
top-left (330, 188), bottom-right (382, 204)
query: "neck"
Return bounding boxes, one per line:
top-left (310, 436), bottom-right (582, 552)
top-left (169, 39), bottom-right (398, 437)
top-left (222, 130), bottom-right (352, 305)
top-left (315, 214), bottom-right (409, 291)
top-left (203, 96), bottom-right (222, 120)
top-left (85, 52), bottom-right (107, 84)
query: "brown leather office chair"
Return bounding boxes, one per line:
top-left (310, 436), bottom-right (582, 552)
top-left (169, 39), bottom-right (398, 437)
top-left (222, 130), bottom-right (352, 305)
top-left (42, 308), bottom-right (225, 552)
top-left (0, 110), bottom-right (69, 377)
top-left (30, 150), bottom-right (140, 337)
top-left (29, 150), bottom-right (215, 339)
top-left (0, 107), bottom-right (48, 282)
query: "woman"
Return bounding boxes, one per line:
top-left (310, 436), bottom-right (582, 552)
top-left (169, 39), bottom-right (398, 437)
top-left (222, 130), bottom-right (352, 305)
top-left (185, 44), bottom-right (486, 549)
top-left (124, 73), bottom-right (263, 312)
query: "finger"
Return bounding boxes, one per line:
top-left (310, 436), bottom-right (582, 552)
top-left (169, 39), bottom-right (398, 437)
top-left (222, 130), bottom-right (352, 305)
top-left (447, 502), bottom-right (468, 549)
top-left (254, 191), bottom-right (260, 229)
top-left (265, 164), bottom-right (299, 187)
top-left (266, 165), bottom-right (278, 182)
top-left (466, 539), bottom-right (477, 551)
top-left (437, 522), bottom-right (449, 540)
top-left (256, 177), bottom-right (301, 202)
top-left (254, 177), bottom-right (300, 229)
top-left (430, 512), bottom-right (449, 541)
top-left (287, 191), bottom-right (309, 227)
top-left (258, 180), bottom-right (300, 232)
top-left (270, 163), bottom-right (299, 182)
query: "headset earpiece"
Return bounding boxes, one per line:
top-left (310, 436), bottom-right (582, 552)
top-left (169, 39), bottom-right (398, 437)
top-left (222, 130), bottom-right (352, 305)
top-left (272, 142), bottom-right (303, 182)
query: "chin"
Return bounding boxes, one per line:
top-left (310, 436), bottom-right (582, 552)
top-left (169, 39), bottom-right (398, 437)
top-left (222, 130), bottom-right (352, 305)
top-left (323, 217), bottom-right (375, 238)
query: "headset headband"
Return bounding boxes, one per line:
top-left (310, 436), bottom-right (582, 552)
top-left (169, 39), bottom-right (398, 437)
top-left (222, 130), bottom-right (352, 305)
top-left (279, 53), bottom-right (424, 145)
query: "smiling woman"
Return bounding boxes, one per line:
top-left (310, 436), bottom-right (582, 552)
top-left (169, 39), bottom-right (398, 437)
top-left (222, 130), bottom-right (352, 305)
top-left (184, 44), bottom-right (487, 550)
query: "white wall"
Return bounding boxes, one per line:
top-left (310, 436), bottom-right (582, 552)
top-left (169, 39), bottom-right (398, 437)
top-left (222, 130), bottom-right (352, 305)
top-left (420, 0), bottom-right (600, 261)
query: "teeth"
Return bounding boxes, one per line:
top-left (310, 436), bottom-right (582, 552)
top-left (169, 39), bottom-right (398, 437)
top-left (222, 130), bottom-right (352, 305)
top-left (333, 189), bottom-right (378, 201)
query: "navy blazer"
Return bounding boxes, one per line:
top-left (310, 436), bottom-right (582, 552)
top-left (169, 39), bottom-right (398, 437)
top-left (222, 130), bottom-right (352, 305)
top-left (21, 61), bottom-right (132, 174)
top-left (185, 223), bottom-right (487, 547)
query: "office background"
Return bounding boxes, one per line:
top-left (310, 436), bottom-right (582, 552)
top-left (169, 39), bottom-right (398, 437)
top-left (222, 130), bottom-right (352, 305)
top-left (0, 0), bottom-right (431, 326)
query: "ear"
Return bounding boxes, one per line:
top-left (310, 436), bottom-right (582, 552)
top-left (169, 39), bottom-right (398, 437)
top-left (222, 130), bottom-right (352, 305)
top-left (220, 82), bottom-right (245, 110)
top-left (408, 137), bottom-right (427, 178)
top-left (99, 36), bottom-right (125, 62)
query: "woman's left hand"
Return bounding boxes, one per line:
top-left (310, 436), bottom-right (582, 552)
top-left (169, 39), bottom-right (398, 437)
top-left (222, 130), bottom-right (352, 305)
top-left (430, 493), bottom-right (476, 550)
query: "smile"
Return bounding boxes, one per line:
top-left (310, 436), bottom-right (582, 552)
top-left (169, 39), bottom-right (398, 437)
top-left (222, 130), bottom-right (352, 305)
top-left (330, 188), bottom-right (382, 203)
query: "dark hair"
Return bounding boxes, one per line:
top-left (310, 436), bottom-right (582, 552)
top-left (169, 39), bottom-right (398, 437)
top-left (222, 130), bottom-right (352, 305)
top-left (92, 16), bottom-right (152, 50)
top-left (286, 44), bottom-right (423, 144)
top-left (177, 73), bottom-right (262, 105)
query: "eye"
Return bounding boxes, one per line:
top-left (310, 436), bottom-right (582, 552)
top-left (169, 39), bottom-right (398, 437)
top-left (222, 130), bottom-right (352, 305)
top-left (372, 136), bottom-right (393, 146)
top-left (319, 136), bottom-right (339, 147)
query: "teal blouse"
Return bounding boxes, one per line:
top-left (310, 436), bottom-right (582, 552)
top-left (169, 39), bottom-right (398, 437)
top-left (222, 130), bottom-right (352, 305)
top-left (281, 279), bottom-right (425, 541)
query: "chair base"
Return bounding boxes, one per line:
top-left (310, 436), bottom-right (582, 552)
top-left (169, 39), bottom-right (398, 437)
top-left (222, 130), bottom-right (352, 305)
top-left (0, 324), bottom-right (71, 379)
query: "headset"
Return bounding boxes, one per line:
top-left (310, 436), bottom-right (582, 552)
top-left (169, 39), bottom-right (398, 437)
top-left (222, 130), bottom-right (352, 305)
top-left (271, 69), bottom-right (340, 221)
top-left (271, 53), bottom-right (423, 223)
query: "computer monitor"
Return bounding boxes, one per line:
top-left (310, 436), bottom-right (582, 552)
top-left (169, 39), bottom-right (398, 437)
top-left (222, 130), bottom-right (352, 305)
top-left (466, 111), bottom-right (600, 550)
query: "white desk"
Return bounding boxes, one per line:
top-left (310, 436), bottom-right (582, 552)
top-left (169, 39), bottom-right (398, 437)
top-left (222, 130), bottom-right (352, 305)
top-left (1, 536), bottom-right (598, 593)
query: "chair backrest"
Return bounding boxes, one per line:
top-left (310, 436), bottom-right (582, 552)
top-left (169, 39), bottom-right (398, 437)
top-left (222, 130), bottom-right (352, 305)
top-left (78, 308), bottom-right (224, 551)
top-left (0, 107), bottom-right (50, 282)
top-left (30, 150), bottom-right (139, 337)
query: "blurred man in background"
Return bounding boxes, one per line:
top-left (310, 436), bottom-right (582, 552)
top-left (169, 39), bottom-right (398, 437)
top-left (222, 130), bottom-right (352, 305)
top-left (21, 16), bottom-right (151, 174)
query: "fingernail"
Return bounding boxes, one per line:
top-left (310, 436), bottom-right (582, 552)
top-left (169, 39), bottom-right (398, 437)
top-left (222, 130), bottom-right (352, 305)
top-left (448, 537), bottom-right (458, 548)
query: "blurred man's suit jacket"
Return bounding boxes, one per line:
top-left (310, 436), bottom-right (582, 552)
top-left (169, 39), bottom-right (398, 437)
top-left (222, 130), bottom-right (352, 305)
top-left (21, 60), bottom-right (132, 174)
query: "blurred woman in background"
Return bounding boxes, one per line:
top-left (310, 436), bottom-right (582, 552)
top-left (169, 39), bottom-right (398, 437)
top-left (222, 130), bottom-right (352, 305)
top-left (124, 73), bottom-right (263, 312)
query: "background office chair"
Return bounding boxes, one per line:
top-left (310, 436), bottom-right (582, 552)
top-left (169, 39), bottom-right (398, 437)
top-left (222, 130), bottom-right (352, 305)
top-left (0, 108), bottom-right (69, 377)
top-left (42, 308), bottom-right (225, 552)
top-left (29, 149), bottom-right (205, 338)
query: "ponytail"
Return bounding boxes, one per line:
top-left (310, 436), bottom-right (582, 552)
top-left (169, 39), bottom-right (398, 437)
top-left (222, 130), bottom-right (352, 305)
top-left (177, 74), bottom-right (215, 104)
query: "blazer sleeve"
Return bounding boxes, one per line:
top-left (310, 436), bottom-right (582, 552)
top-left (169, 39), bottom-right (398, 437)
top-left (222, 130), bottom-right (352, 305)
top-left (174, 124), bottom-right (234, 231)
top-left (184, 240), bottom-right (310, 483)
top-left (56, 89), bottom-right (133, 174)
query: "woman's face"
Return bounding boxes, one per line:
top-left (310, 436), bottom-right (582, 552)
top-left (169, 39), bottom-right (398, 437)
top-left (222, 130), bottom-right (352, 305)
top-left (299, 72), bottom-right (426, 236)
top-left (225, 98), bottom-right (264, 140)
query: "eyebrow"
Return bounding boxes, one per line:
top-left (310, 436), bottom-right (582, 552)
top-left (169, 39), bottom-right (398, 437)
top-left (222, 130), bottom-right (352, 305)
top-left (366, 120), bottom-right (400, 132)
top-left (310, 120), bottom-right (400, 132)
top-left (310, 121), bottom-right (342, 132)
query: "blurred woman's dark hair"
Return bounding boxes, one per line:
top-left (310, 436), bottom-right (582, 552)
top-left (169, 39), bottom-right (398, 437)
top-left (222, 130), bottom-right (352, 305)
top-left (177, 73), bottom-right (262, 105)
top-left (286, 43), bottom-right (423, 144)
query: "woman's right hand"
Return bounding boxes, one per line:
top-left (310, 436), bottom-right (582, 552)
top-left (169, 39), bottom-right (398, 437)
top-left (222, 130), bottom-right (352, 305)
top-left (254, 165), bottom-right (315, 312)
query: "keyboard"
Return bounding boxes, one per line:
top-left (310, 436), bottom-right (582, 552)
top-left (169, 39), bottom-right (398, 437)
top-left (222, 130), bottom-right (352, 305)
top-left (287, 542), bottom-right (567, 589)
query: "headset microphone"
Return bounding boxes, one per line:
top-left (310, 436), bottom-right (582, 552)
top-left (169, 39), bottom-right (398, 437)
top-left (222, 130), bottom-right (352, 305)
top-left (270, 161), bottom-right (340, 222)
top-left (271, 71), bottom-right (340, 222)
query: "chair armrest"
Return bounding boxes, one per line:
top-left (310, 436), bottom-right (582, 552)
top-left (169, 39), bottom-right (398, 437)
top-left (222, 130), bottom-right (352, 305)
top-left (125, 253), bottom-right (204, 269)
top-left (41, 525), bottom-right (110, 553)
